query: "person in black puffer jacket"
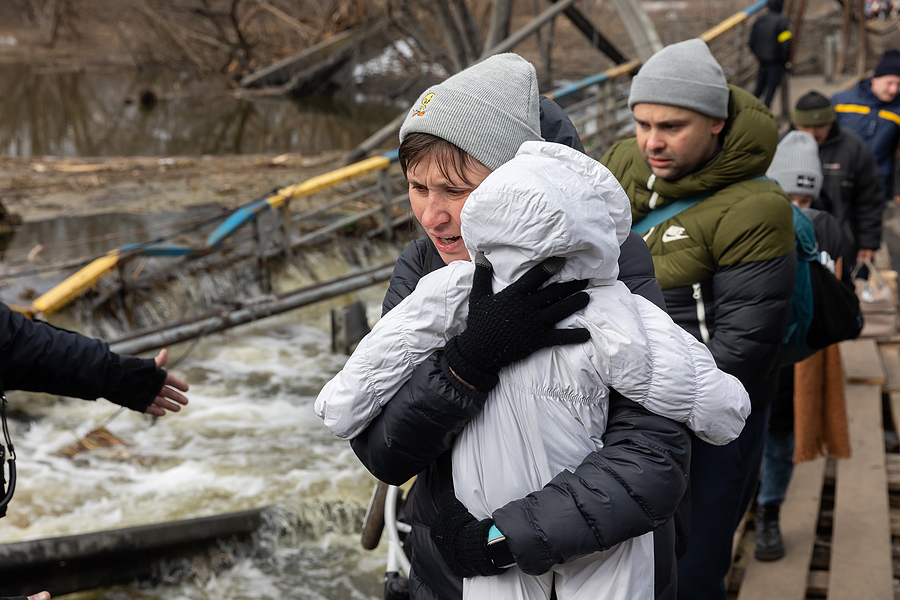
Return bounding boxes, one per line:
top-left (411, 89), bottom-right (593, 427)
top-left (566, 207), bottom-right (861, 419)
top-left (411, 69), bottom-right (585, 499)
top-left (351, 54), bottom-right (690, 600)
top-left (0, 303), bottom-right (189, 600)
top-left (783, 91), bottom-right (884, 274)
top-left (749, 0), bottom-right (792, 108)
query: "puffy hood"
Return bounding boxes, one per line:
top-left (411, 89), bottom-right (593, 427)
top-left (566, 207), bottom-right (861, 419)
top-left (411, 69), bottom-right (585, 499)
top-left (606, 85), bottom-right (779, 222)
top-left (461, 141), bottom-right (632, 286)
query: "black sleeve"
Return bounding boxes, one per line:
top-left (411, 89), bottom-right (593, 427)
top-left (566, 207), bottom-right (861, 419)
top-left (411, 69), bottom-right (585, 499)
top-left (354, 239), bottom-right (472, 483)
top-left (0, 303), bottom-right (110, 398)
top-left (780, 22), bottom-right (792, 64)
top-left (350, 352), bottom-right (487, 485)
top-left (0, 303), bottom-right (164, 411)
top-left (849, 144), bottom-right (884, 251)
top-left (708, 253), bottom-right (796, 387)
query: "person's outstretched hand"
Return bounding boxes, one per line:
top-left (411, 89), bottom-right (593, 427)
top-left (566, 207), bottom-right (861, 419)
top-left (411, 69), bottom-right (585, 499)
top-left (444, 254), bottom-right (590, 393)
top-left (28, 592), bottom-right (51, 600)
top-left (146, 349), bottom-right (189, 417)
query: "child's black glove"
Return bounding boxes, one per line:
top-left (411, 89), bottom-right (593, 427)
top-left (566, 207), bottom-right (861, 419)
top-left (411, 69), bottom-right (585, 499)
top-left (444, 254), bottom-right (590, 393)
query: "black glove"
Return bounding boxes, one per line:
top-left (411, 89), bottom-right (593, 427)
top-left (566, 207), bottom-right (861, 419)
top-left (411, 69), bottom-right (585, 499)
top-left (430, 492), bottom-right (503, 578)
top-left (444, 254), bottom-right (590, 393)
top-left (102, 354), bottom-right (168, 413)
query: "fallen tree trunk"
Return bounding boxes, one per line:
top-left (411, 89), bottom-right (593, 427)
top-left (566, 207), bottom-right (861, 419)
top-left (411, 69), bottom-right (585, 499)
top-left (0, 507), bottom-right (270, 597)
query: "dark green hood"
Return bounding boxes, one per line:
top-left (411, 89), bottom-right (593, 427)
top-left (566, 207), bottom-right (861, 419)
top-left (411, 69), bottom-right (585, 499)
top-left (603, 85), bottom-right (779, 220)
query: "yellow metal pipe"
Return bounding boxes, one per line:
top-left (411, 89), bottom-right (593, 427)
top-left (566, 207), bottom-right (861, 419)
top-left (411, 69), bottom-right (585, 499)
top-left (266, 155), bottom-right (392, 209)
top-left (31, 250), bottom-right (121, 317)
top-left (606, 59), bottom-right (642, 79)
top-left (700, 12), bottom-right (749, 42)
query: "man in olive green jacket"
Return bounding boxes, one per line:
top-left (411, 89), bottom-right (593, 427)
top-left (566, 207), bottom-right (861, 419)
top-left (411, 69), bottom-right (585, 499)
top-left (601, 39), bottom-right (796, 600)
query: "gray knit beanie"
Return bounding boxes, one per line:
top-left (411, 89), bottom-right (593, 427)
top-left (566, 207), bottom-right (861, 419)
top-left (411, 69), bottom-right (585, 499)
top-left (399, 54), bottom-right (543, 171)
top-left (628, 39), bottom-right (730, 119)
top-left (766, 131), bottom-right (823, 198)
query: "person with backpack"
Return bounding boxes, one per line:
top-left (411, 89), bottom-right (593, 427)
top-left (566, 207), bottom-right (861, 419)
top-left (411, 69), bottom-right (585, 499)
top-left (600, 39), bottom-right (796, 600)
top-left (786, 91), bottom-right (884, 272)
top-left (748, 0), bottom-right (793, 108)
top-left (754, 131), bottom-right (858, 561)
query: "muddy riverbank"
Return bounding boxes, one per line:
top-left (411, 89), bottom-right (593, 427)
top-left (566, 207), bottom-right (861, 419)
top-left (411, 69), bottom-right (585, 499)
top-left (0, 152), bottom-right (344, 222)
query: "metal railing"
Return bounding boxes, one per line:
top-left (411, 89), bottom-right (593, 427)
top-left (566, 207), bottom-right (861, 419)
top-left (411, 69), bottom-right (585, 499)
top-left (22, 152), bottom-right (410, 318)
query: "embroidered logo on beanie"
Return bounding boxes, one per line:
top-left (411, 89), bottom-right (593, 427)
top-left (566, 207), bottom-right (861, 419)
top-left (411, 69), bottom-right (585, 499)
top-left (413, 93), bottom-right (435, 117)
top-left (796, 174), bottom-right (817, 191)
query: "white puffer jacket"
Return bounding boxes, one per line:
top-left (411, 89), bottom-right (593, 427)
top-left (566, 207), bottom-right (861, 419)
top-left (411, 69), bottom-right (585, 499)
top-left (316, 141), bottom-right (750, 599)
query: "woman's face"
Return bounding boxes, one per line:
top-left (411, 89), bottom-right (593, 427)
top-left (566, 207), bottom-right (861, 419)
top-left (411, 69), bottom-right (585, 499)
top-left (406, 155), bottom-right (492, 264)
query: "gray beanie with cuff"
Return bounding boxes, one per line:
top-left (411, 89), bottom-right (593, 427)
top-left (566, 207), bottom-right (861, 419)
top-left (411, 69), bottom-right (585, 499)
top-left (766, 130), bottom-right (823, 199)
top-left (628, 39), bottom-right (730, 119)
top-left (399, 53), bottom-right (543, 171)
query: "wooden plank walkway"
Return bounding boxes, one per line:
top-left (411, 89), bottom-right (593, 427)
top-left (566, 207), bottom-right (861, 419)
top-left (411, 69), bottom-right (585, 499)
top-left (830, 383), bottom-right (892, 600)
top-left (731, 337), bottom-right (897, 599)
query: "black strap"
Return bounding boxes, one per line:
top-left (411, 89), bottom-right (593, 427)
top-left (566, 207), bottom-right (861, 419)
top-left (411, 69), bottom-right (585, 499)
top-left (0, 392), bottom-right (16, 519)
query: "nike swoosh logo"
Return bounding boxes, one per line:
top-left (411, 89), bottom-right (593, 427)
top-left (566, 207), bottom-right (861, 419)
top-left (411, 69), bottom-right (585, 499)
top-left (662, 226), bottom-right (690, 243)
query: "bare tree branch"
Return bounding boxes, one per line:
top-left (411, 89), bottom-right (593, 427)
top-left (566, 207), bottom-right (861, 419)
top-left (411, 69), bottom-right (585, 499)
top-left (483, 0), bottom-right (512, 53)
top-left (387, 2), bottom-right (453, 72)
top-left (426, 1), bottom-right (468, 72)
top-left (449, 0), bottom-right (482, 62)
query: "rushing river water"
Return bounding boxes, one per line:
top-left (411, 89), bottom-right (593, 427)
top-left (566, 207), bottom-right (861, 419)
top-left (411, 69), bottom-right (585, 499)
top-left (1, 283), bottom-right (396, 599)
top-left (0, 59), bottom-right (414, 598)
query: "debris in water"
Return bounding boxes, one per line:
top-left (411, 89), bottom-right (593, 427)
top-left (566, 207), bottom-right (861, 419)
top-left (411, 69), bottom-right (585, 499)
top-left (60, 426), bottom-right (129, 458)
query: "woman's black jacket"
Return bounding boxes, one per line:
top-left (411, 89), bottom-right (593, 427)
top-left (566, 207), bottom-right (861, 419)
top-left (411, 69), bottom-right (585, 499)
top-left (351, 232), bottom-right (691, 600)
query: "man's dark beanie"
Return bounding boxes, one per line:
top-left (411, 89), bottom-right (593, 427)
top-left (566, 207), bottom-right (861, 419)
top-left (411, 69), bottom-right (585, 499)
top-left (768, 0), bottom-right (784, 12)
top-left (874, 49), bottom-right (900, 78)
top-left (793, 91), bottom-right (835, 127)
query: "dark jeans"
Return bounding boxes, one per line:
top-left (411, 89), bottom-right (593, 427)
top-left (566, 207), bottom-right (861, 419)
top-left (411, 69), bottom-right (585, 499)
top-left (754, 64), bottom-right (785, 108)
top-left (758, 430), bottom-right (795, 506)
top-left (676, 403), bottom-right (771, 600)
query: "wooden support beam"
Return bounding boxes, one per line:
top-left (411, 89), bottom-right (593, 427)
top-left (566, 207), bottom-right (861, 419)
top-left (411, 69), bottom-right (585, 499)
top-left (857, 0), bottom-right (868, 77)
top-left (836, 0), bottom-right (854, 75)
top-left (547, 0), bottom-right (627, 64)
top-left (788, 0), bottom-right (808, 64)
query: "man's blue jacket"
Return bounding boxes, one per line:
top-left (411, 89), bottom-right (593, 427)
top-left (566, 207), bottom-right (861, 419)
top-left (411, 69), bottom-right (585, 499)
top-left (832, 79), bottom-right (900, 197)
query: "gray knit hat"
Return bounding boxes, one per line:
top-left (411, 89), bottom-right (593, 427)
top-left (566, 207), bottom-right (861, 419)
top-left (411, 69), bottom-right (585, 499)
top-left (628, 39), bottom-right (730, 119)
top-left (399, 54), bottom-right (543, 171)
top-left (766, 131), bottom-right (823, 198)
